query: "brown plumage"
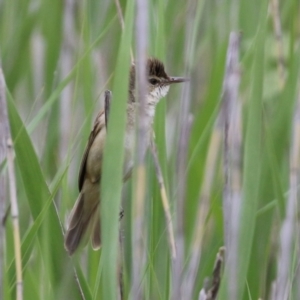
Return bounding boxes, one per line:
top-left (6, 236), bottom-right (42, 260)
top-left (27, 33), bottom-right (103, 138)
top-left (147, 58), bottom-right (169, 79)
top-left (64, 58), bottom-right (187, 255)
top-left (65, 111), bottom-right (105, 255)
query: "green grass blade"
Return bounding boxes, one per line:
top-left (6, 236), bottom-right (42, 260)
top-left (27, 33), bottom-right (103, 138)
top-left (7, 94), bottom-right (86, 300)
top-left (236, 13), bottom-right (267, 300)
top-left (237, 40), bottom-right (264, 298)
top-left (93, 1), bottom-right (135, 299)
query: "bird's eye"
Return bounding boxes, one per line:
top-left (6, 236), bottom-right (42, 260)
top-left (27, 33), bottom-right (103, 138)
top-left (149, 78), bottom-right (159, 85)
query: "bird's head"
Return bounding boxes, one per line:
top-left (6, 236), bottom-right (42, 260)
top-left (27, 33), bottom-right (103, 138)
top-left (129, 58), bottom-right (188, 104)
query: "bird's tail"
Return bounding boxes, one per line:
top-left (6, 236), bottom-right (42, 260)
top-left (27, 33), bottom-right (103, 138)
top-left (64, 192), bottom-right (101, 255)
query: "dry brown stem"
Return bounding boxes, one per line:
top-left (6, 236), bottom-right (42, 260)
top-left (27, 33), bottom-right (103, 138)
top-left (150, 138), bottom-right (176, 259)
top-left (184, 128), bottom-right (222, 299)
top-left (198, 247), bottom-right (225, 300)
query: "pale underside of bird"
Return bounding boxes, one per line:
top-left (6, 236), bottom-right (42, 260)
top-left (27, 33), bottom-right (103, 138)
top-left (64, 58), bottom-right (186, 255)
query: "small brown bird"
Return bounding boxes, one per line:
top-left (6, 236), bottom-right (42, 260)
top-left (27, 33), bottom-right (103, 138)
top-left (64, 58), bottom-right (187, 255)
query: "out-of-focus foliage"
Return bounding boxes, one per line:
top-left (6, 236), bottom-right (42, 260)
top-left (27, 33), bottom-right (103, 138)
top-left (1, 0), bottom-right (300, 299)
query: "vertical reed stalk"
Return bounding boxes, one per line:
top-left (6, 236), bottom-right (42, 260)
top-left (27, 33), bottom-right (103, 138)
top-left (132, 0), bottom-right (148, 298)
top-left (0, 65), bottom-right (9, 300)
top-left (0, 68), bottom-right (23, 299)
top-left (221, 32), bottom-right (241, 300)
top-left (59, 0), bottom-right (76, 163)
top-left (274, 90), bottom-right (300, 300)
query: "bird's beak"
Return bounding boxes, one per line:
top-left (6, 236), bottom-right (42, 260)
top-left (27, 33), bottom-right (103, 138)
top-left (167, 77), bottom-right (189, 84)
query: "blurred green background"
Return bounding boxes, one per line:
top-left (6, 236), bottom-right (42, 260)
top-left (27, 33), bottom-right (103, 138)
top-left (1, 0), bottom-right (300, 299)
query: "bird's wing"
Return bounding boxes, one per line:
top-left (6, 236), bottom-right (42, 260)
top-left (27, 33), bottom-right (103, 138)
top-left (78, 110), bottom-right (105, 191)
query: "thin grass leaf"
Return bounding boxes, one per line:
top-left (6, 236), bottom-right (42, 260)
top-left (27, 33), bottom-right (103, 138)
top-left (235, 9), bottom-right (267, 299)
top-left (27, 15), bottom-right (117, 134)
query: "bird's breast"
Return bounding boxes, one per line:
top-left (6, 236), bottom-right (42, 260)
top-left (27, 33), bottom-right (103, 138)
top-left (86, 109), bottom-right (153, 184)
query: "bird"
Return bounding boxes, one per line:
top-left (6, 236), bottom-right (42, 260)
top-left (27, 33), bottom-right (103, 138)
top-left (64, 58), bottom-right (187, 255)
